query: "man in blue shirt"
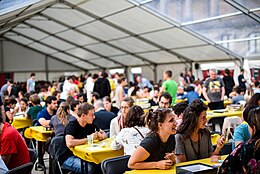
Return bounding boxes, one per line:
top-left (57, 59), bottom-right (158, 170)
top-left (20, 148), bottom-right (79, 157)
top-left (36, 96), bottom-right (57, 126)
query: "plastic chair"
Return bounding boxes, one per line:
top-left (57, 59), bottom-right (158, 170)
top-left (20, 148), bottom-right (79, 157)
top-left (101, 155), bottom-right (131, 174)
top-left (6, 162), bottom-right (34, 174)
top-left (222, 116), bottom-right (242, 141)
top-left (28, 148), bottom-right (38, 164)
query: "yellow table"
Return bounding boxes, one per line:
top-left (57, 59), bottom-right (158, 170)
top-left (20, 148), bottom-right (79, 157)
top-left (211, 134), bottom-right (221, 146)
top-left (175, 99), bottom-right (187, 103)
top-left (24, 126), bottom-right (53, 142)
top-left (24, 126), bottom-right (53, 171)
top-left (12, 117), bottom-right (32, 129)
top-left (125, 156), bottom-right (227, 174)
top-left (206, 110), bottom-right (242, 120)
top-left (71, 138), bottom-right (124, 164)
top-left (204, 100), bottom-right (232, 108)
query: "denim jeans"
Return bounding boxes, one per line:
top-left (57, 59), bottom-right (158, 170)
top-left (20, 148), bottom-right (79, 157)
top-left (63, 156), bottom-right (101, 174)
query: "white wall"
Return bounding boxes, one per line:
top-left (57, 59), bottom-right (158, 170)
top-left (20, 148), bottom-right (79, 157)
top-left (1, 41), bottom-right (84, 82)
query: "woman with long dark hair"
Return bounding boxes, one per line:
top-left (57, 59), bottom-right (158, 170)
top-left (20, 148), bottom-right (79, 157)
top-left (175, 99), bottom-right (225, 162)
top-left (128, 108), bottom-right (177, 170)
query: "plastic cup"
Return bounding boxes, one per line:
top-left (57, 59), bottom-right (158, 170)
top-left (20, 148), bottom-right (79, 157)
top-left (87, 135), bottom-right (93, 147)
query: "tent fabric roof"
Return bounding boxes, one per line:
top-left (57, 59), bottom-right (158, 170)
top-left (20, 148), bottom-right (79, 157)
top-left (0, 0), bottom-right (259, 71)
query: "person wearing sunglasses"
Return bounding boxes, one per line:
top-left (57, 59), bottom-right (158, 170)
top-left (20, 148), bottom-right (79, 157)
top-left (218, 107), bottom-right (260, 173)
top-left (128, 108), bottom-right (177, 170)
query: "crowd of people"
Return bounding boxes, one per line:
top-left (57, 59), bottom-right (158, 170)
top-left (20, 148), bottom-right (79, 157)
top-left (0, 68), bottom-right (259, 173)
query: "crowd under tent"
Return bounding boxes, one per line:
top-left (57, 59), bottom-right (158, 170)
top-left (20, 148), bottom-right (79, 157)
top-left (0, 0), bottom-right (259, 83)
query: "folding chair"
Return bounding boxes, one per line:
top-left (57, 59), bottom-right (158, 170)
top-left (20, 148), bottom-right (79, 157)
top-left (101, 155), bottom-right (131, 174)
top-left (48, 136), bottom-right (73, 174)
top-left (6, 162), bottom-right (34, 174)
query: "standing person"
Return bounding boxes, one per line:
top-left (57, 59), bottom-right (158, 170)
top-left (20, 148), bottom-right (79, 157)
top-left (136, 76), bottom-right (153, 90)
top-left (0, 80), bottom-right (13, 99)
top-left (128, 108), bottom-right (177, 170)
top-left (160, 70), bottom-right (178, 106)
top-left (238, 69), bottom-right (247, 93)
top-left (93, 71), bottom-right (111, 99)
top-left (175, 99), bottom-right (225, 162)
top-left (86, 74), bottom-right (98, 103)
top-left (27, 73), bottom-right (36, 93)
top-left (60, 104), bottom-right (106, 174)
top-left (203, 69), bottom-right (225, 110)
top-left (115, 77), bottom-right (127, 109)
top-left (0, 114), bottom-right (30, 169)
top-left (60, 76), bottom-right (74, 101)
top-left (222, 69), bottom-right (235, 97)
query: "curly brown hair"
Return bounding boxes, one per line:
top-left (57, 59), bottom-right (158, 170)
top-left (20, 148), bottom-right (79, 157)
top-left (125, 105), bottom-right (145, 127)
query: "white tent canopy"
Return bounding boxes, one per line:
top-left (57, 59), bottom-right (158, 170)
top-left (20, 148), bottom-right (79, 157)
top-left (0, 0), bottom-right (259, 81)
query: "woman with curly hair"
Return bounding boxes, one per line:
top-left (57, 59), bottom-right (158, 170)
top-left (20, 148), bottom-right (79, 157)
top-left (175, 99), bottom-right (225, 162)
top-left (128, 108), bottom-right (177, 170)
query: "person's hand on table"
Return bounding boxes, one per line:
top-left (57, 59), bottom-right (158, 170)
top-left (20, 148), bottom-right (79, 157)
top-left (156, 159), bottom-right (173, 170)
top-left (92, 130), bottom-right (106, 141)
top-left (164, 152), bottom-right (176, 164)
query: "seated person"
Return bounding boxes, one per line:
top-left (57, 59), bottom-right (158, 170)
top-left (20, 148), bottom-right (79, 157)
top-left (128, 108), bottom-right (177, 170)
top-left (175, 99), bottom-right (225, 162)
top-left (60, 104), bottom-right (106, 174)
top-left (102, 96), bottom-right (119, 116)
top-left (94, 100), bottom-right (116, 130)
top-left (180, 86), bottom-right (199, 104)
top-left (26, 94), bottom-right (44, 121)
top-left (110, 97), bottom-right (134, 137)
top-left (233, 105), bottom-right (258, 149)
top-left (218, 106), bottom-right (260, 173)
top-left (172, 102), bottom-right (188, 128)
top-left (111, 105), bottom-right (149, 155)
top-left (16, 98), bottom-right (29, 114)
top-left (4, 97), bottom-right (17, 123)
top-left (49, 102), bottom-right (75, 136)
top-left (0, 114), bottom-right (30, 169)
top-left (231, 86), bottom-right (244, 104)
top-left (158, 92), bottom-right (172, 109)
top-left (149, 88), bottom-right (159, 107)
top-left (176, 86), bottom-right (185, 98)
top-left (0, 156), bottom-right (8, 173)
top-left (36, 96), bottom-right (57, 126)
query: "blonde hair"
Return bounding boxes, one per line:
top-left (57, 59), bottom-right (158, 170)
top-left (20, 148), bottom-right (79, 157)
top-left (57, 102), bottom-right (70, 126)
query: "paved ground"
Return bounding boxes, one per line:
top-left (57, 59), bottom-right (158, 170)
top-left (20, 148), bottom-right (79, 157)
top-left (32, 152), bottom-right (49, 174)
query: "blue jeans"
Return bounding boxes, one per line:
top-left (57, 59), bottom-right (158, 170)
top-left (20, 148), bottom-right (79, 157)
top-left (63, 156), bottom-right (100, 174)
